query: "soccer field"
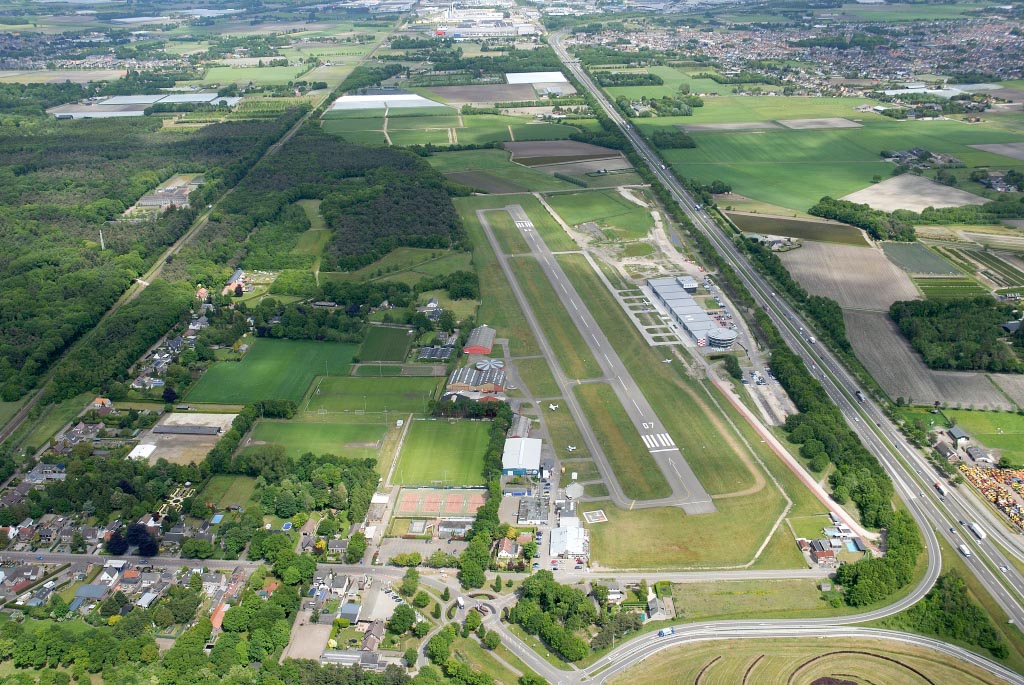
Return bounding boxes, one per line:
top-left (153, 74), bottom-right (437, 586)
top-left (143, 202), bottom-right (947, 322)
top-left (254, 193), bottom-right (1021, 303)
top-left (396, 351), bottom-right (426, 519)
top-left (359, 326), bottom-right (414, 362)
top-left (249, 419), bottom-right (387, 460)
top-left (302, 376), bottom-right (440, 414)
top-left (393, 420), bottom-right (489, 486)
top-left (187, 339), bottom-right (357, 404)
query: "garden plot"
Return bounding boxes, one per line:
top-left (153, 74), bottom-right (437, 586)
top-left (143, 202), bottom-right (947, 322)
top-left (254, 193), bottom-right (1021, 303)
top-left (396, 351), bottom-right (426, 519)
top-left (778, 242), bottom-right (918, 311)
top-left (844, 310), bottom-right (1011, 409)
top-left (841, 174), bottom-right (989, 213)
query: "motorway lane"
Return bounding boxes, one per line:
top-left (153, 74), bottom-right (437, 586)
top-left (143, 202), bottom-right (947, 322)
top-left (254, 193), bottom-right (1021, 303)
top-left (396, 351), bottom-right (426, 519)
top-left (505, 204), bottom-right (715, 514)
top-left (547, 30), bottom-right (1024, 683)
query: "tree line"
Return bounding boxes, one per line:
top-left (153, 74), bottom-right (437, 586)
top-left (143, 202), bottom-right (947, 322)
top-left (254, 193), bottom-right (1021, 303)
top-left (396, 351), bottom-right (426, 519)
top-left (808, 197), bottom-right (916, 241)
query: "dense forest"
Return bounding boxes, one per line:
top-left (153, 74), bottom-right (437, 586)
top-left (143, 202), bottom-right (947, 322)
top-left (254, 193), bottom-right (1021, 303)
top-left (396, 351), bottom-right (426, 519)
top-left (808, 197), bottom-right (916, 241)
top-left (595, 71), bottom-right (664, 87)
top-left (0, 111), bottom-right (304, 402)
top-left (167, 125), bottom-right (466, 285)
top-left (889, 297), bottom-right (1022, 372)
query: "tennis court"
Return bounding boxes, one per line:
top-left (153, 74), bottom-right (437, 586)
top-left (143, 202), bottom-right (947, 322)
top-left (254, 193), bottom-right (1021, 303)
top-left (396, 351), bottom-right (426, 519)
top-left (394, 487), bottom-right (488, 518)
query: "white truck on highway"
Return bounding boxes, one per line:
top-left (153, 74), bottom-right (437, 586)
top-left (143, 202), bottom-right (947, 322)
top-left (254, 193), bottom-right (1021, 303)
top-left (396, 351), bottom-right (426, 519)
top-left (959, 544), bottom-right (972, 558)
top-left (969, 522), bottom-right (987, 540)
top-left (658, 627), bottom-right (675, 637)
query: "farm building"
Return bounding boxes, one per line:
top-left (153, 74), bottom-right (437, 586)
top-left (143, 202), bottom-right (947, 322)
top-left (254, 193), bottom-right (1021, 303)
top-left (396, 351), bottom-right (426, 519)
top-left (502, 438), bottom-right (542, 476)
top-left (463, 325), bottom-right (496, 355)
top-left (127, 444), bottom-right (157, 461)
top-left (809, 539), bottom-right (837, 567)
top-left (949, 426), bottom-right (970, 445)
top-left (967, 446), bottom-right (995, 464)
top-left (447, 366), bottom-right (506, 393)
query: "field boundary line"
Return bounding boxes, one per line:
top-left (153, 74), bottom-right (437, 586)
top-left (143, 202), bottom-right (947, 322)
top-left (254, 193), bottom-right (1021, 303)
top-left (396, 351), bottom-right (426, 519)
top-left (385, 413), bottom-right (414, 487)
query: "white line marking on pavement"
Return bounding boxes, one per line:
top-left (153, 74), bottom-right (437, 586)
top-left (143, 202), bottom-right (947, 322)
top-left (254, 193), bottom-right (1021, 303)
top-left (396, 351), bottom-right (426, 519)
top-left (641, 435), bottom-right (656, 448)
top-left (649, 448), bottom-right (680, 453)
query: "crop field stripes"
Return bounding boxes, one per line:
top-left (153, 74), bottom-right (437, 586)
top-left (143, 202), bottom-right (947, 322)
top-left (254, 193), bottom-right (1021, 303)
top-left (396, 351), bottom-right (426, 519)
top-left (641, 432), bottom-right (676, 450)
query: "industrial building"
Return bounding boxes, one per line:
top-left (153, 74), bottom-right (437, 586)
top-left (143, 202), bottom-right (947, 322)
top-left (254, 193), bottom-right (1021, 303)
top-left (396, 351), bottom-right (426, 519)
top-left (549, 516), bottom-right (589, 558)
top-left (647, 276), bottom-right (736, 349)
top-left (446, 366), bottom-right (506, 393)
top-left (502, 437), bottom-right (542, 476)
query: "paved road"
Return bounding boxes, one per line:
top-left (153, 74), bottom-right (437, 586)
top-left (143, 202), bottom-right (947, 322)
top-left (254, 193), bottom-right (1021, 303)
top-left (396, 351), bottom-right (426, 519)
top-left (547, 30), bottom-right (1024, 684)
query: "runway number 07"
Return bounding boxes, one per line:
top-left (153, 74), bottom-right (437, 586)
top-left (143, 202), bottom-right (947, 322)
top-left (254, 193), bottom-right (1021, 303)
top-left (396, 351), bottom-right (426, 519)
top-left (642, 423), bottom-right (654, 429)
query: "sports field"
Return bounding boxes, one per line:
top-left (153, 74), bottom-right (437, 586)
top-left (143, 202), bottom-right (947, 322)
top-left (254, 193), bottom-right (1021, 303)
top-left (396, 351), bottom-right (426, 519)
top-left (359, 326), bottom-right (413, 362)
top-left (546, 189), bottom-right (653, 240)
top-left (249, 419), bottom-right (387, 460)
top-left (608, 637), bottom-right (1006, 685)
top-left (303, 376), bottom-right (439, 414)
top-left (392, 420), bottom-right (489, 486)
top-left (187, 339), bottom-right (357, 404)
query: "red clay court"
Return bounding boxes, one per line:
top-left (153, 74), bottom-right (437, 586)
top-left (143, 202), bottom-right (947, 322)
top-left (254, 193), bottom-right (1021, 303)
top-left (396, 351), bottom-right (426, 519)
top-left (395, 487), bottom-right (487, 518)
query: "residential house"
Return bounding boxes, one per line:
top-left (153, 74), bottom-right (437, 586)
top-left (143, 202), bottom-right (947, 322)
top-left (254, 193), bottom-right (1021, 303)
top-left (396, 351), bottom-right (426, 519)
top-left (810, 539), bottom-right (837, 567)
top-left (646, 597), bottom-right (670, 622)
top-left (496, 538), bottom-right (520, 560)
top-left (25, 463), bottom-right (67, 485)
top-left (361, 620), bottom-right (385, 651)
top-left (201, 573), bottom-right (226, 597)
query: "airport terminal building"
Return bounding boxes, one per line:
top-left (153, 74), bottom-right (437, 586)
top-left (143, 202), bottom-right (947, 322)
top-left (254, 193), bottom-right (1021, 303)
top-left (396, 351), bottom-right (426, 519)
top-left (647, 276), bottom-right (737, 349)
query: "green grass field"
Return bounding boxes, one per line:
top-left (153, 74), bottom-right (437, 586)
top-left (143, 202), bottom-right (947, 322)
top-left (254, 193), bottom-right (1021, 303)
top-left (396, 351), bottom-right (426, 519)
top-left (17, 392), bottom-right (91, 452)
top-left (913, 276), bottom-right (990, 301)
top-left (199, 475), bottom-right (258, 509)
top-left (187, 339), bottom-right (357, 403)
top-left (945, 410), bottom-right (1024, 467)
top-left (393, 420), bottom-right (489, 486)
top-left (302, 376), bottom-right (439, 414)
top-left (427, 149), bottom-right (580, 193)
top-left (483, 209), bottom-right (532, 255)
top-left (509, 256), bottom-right (603, 380)
top-left (0, 400), bottom-right (23, 432)
top-left (249, 418), bottom-right (386, 460)
top-left (558, 254), bottom-right (764, 497)
top-left (359, 326), bottom-right (413, 362)
top-left (575, 383), bottom-right (671, 500)
top-left (417, 289), bottom-right (479, 321)
top-left (456, 195), bottom-right (541, 357)
top-left (320, 247), bottom-right (472, 285)
top-left (509, 123), bottom-right (577, 141)
top-left (546, 189), bottom-right (653, 240)
top-left (728, 212), bottom-right (867, 246)
top-left (643, 112), bottom-right (1023, 212)
top-left (193, 65), bottom-right (311, 86)
top-left (514, 357), bottom-right (560, 398)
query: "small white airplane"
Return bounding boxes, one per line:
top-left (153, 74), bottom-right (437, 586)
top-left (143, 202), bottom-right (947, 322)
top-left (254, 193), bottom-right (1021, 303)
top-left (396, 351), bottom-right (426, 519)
top-left (566, 445), bottom-right (577, 452)
top-left (548, 403), bottom-right (559, 411)
top-left (661, 359), bottom-right (672, 364)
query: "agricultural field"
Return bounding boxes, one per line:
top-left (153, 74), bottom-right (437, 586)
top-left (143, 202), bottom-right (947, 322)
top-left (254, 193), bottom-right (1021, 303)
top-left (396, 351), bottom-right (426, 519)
top-left (646, 113), bottom-right (1023, 212)
top-left (843, 310), bottom-right (1011, 410)
top-left (727, 212), bottom-right (867, 246)
top-left (186, 339), bottom-right (357, 404)
top-left (392, 420), bottom-right (489, 486)
top-left (669, 579), bottom-right (839, 621)
top-left (574, 383), bottom-right (671, 501)
top-left (359, 326), bottom-right (413, 362)
top-left (779, 242), bottom-right (918, 311)
top-left (191, 65), bottom-right (313, 86)
top-left (509, 256), bottom-right (603, 380)
top-left (842, 174), bottom-right (988, 213)
top-left (961, 249), bottom-right (1024, 288)
top-left (608, 637), bottom-right (1006, 685)
top-left (545, 189), bottom-right (653, 241)
top-left (945, 410), bottom-right (1024, 467)
top-left (913, 276), bottom-right (990, 301)
top-left (881, 243), bottom-right (959, 275)
top-left (427, 149), bottom-right (580, 193)
top-left (248, 419), bottom-right (387, 460)
top-left (198, 475), bottom-right (258, 510)
top-left (301, 376), bottom-right (439, 414)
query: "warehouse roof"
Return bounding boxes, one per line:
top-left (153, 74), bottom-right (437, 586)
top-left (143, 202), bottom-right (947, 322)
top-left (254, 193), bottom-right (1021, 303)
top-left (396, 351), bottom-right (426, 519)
top-left (502, 438), bottom-right (542, 472)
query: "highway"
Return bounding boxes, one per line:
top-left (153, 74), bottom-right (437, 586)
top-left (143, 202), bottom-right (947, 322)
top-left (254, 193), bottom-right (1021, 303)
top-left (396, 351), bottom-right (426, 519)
top-left (548, 30), bottom-right (1024, 683)
top-left (503, 204), bottom-right (715, 513)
